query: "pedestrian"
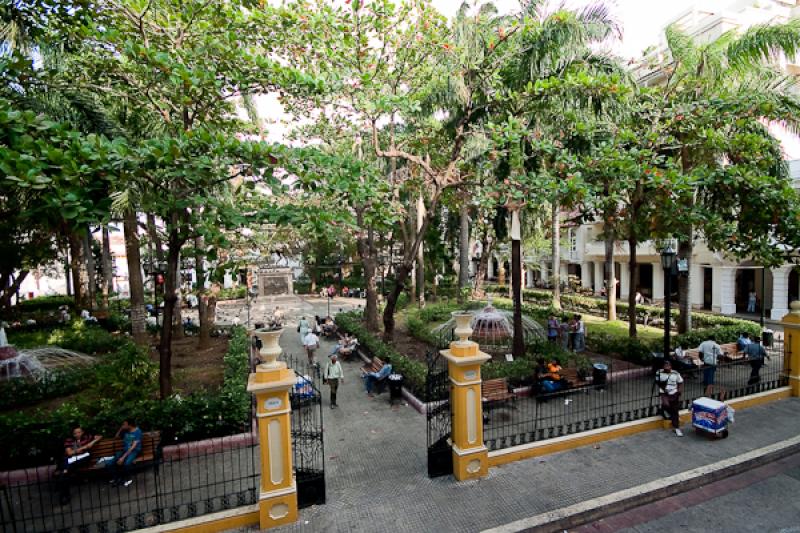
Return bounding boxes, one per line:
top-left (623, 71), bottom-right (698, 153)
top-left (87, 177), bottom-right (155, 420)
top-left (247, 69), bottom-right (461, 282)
top-left (573, 314), bottom-right (585, 352)
top-left (655, 359), bottom-right (684, 437)
top-left (747, 290), bottom-right (757, 313)
top-left (303, 329), bottom-right (320, 366)
top-left (737, 332), bottom-right (751, 352)
top-left (547, 315), bottom-right (559, 344)
top-left (698, 335), bottom-right (723, 396)
top-left (744, 337), bottom-right (769, 385)
top-left (297, 315), bottom-right (310, 343)
top-left (324, 354), bottom-right (343, 408)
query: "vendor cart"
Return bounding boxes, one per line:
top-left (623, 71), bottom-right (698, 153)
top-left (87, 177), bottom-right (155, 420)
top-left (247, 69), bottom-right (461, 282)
top-left (691, 397), bottom-right (729, 438)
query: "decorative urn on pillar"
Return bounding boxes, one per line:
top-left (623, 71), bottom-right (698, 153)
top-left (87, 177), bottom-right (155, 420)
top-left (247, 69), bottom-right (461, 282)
top-left (254, 327), bottom-right (284, 370)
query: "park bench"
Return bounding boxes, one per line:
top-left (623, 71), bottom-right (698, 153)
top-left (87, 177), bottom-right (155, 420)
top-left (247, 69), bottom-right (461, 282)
top-left (74, 431), bottom-right (162, 476)
top-left (361, 356), bottom-right (390, 393)
top-left (533, 367), bottom-right (593, 400)
top-left (481, 378), bottom-right (516, 423)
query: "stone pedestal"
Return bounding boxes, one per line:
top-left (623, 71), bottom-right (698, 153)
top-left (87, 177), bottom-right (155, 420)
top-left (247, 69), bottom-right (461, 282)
top-left (246, 329), bottom-right (298, 529)
top-left (258, 267), bottom-right (294, 297)
top-left (441, 312), bottom-right (491, 481)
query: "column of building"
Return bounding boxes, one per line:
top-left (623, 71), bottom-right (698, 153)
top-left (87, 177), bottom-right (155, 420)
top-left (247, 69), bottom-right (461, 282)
top-left (771, 266), bottom-right (792, 321)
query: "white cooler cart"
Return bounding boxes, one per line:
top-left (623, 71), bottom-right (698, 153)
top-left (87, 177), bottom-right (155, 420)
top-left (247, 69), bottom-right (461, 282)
top-left (691, 397), bottom-right (730, 439)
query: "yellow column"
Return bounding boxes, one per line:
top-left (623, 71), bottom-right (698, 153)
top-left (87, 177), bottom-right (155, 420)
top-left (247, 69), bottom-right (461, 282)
top-left (441, 312), bottom-right (491, 481)
top-left (781, 301), bottom-right (800, 396)
top-left (247, 329), bottom-right (298, 529)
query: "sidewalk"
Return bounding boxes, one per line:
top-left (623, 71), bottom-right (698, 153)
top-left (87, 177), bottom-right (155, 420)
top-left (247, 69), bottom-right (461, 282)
top-left (267, 320), bottom-right (800, 533)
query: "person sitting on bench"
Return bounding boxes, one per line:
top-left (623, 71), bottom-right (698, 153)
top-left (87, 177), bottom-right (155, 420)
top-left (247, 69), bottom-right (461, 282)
top-left (363, 363), bottom-right (393, 396)
top-left (322, 316), bottom-right (337, 336)
top-left (669, 344), bottom-right (696, 372)
top-left (106, 419), bottom-right (142, 487)
top-left (541, 359), bottom-right (566, 393)
top-left (532, 358), bottom-right (548, 395)
top-left (337, 335), bottom-right (358, 360)
top-left (57, 426), bottom-right (102, 504)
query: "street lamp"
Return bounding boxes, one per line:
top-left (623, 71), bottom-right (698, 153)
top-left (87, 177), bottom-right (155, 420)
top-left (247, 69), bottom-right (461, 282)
top-left (661, 244), bottom-right (677, 359)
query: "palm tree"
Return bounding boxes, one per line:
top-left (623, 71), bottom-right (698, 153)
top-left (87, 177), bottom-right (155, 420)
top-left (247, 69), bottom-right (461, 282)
top-left (655, 21), bottom-right (800, 332)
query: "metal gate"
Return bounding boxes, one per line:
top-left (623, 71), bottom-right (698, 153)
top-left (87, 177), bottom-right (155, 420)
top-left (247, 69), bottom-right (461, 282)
top-left (426, 350), bottom-right (453, 478)
top-left (285, 355), bottom-right (326, 508)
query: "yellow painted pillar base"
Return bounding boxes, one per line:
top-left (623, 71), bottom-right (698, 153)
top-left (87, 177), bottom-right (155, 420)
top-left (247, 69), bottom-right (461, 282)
top-left (781, 302), bottom-right (800, 397)
top-left (452, 444), bottom-right (489, 481)
top-left (441, 313), bottom-right (491, 482)
top-left (258, 486), bottom-right (298, 529)
top-left (247, 346), bottom-right (299, 531)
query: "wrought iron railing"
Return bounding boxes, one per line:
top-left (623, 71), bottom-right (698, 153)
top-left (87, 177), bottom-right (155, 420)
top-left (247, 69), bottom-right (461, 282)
top-left (484, 341), bottom-right (788, 452)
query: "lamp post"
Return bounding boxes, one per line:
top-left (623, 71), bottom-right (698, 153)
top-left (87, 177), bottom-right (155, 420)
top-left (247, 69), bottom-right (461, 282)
top-left (661, 244), bottom-right (677, 358)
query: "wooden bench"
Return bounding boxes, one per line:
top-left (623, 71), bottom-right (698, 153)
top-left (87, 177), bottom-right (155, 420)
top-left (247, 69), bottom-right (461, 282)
top-left (533, 367), bottom-right (593, 399)
top-left (482, 378), bottom-right (515, 405)
top-left (685, 343), bottom-right (745, 366)
top-left (76, 431), bottom-right (162, 474)
top-left (361, 356), bottom-right (390, 394)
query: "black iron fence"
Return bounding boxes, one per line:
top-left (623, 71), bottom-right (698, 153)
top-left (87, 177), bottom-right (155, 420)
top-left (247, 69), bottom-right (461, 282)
top-left (283, 354), bottom-right (326, 509)
top-left (0, 433), bottom-right (259, 533)
top-left (426, 350), bottom-right (453, 478)
top-left (484, 341), bottom-right (788, 452)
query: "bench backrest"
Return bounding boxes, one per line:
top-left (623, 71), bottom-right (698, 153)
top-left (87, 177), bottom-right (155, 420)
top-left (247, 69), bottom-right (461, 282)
top-left (482, 378), bottom-right (508, 395)
top-left (88, 431), bottom-right (161, 464)
top-left (371, 357), bottom-right (384, 370)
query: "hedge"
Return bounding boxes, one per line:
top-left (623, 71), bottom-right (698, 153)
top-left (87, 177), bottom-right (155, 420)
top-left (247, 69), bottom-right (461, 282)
top-left (0, 327), bottom-right (252, 469)
top-left (486, 285), bottom-right (759, 330)
top-left (14, 295), bottom-right (74, 312)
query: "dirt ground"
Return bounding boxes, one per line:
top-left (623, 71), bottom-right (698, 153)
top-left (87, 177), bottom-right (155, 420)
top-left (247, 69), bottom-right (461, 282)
top-left (161, 335), bottom-right (229, 394)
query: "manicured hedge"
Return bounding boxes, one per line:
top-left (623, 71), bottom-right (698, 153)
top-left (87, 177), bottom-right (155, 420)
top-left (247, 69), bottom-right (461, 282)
top-left (14, 295), bottom-right (74, 312)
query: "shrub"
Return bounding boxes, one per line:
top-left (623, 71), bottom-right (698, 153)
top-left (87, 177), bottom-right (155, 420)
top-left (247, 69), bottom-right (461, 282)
top-left (672, 323), bottom-right (760, 350)
top-left (216, 286), bottom-right (246, 300)
top-left (15, 295), bottom-right (74, 312)
top-left (0, 365), bottom-right (96, 410)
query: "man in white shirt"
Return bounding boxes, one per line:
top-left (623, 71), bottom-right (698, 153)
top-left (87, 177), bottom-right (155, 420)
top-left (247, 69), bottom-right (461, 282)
top-left (698, 335), bottom-right (723, 395)
top-left (655, 360), bottom-right (685, 437)
top-left (303, 330), bottom-right (320, 366)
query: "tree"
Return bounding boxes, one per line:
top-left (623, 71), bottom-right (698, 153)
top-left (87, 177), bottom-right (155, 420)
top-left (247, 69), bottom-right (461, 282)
top-left (652, 21), bottom-right (800, 332)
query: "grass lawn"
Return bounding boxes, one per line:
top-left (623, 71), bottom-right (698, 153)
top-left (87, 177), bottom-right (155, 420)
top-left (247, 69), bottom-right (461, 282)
top-left (582, 314), bottom-right (664, 342)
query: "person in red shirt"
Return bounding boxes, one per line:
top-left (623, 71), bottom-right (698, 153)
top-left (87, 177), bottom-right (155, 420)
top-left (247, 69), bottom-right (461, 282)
top-left (57, 426), bottom-right (102, 504)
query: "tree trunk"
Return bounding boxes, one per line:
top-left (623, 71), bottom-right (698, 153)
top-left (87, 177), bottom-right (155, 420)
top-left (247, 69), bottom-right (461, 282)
top-left (677, 239), bottom-right (693, 333)
top-left (68, 231), bottom-right (89, 310)
top-left (416, 195), bottom-right (425, 308)
top-left (511, 236), bottom-right (524, 358)
top-left (123, 211), bottom-right (148, 345)
top-left (628, 236), bottom-right (639, 338)
top-left (605, 229), bottom-right (617, 321)
top-left (158, 226), bottom-right (182, 399)
top-left (458, 202), bottom-right (470, 301)
top-left (101, 226), bottom-right (113, 311)
top-left (196, 237), bottom-right (211, 347)
top-left (147, 214), bottom-right (164, 263)
top-left (550, 203), bottom-right (561, 309)
top-left (0, 270), bottom-right (27, 311)
top-left (356, 217), bottom-right (380, 331)
top-left (472, 232), bottom-right (493, 299)
top-left (83, 230), bottom-right (96, 311)
top-left (382, 199), bottom-right (437, 341)
top-left (172, 254), bottom-right (184, 339)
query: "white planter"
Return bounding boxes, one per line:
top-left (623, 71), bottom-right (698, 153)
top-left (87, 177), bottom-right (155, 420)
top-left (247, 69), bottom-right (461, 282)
top-left (452, 312), bottom-right (474, 343)
top-left (254, 328), bottom-right (283, 370)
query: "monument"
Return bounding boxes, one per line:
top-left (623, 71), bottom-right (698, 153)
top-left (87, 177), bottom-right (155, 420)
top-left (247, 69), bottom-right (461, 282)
top-left (258, 266), bottom-right (294, 297)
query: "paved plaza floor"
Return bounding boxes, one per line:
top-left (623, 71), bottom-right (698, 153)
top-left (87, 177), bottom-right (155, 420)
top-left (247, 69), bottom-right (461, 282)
top-left (250, 300), bottom-right (800, 533)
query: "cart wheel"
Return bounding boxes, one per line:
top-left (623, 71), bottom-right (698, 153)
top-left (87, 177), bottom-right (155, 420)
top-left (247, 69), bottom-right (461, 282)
top-left (721, 429), bottom-right (729, 439)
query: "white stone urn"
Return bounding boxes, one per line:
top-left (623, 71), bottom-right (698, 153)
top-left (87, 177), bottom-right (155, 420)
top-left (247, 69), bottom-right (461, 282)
top-left (254, 328), bottom-right (284, 370)
top-left (452, 312), bottom-right (474, 343)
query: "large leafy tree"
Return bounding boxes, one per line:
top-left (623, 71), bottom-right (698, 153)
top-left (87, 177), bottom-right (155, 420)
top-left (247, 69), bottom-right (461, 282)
top-left (650, 21), bottom-right (800, 332)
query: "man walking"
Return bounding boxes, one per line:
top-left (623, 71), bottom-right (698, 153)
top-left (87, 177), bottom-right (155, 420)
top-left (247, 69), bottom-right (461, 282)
top-left (303, 328), bottom-right (320, 366)
top-left (744, 337), bottom-right (769, 385)
top-left (324, 354), bottom-right (343, 409)
top-left (698, 335), bottom-right (723, 396)
top-left (656, 360), bottom-right (685, 437)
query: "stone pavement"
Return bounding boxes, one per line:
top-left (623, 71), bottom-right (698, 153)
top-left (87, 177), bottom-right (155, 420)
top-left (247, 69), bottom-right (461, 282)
top-left (250, 306), bottom-right (800, 533)
top-left (582, 450), bottom-right (800, 532)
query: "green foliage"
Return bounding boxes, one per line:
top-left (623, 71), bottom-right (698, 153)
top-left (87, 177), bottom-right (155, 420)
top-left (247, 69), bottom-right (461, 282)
top-left (0, 365), bottom-right (96, 411)
top-left (335, 311), bottom-right (427, 397)
top-left (9, 321), bottom-right (120, 354)
top-left (587, 333), bottom-right (654, 366)
top-left (672, 323), bottom-right (760, 350)
top-left (15, 295), bottom-right (73, 312)
top-left (216, 287), bottom-right (246, 300)
top-left (0, 327), bottom-right (252, 468)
